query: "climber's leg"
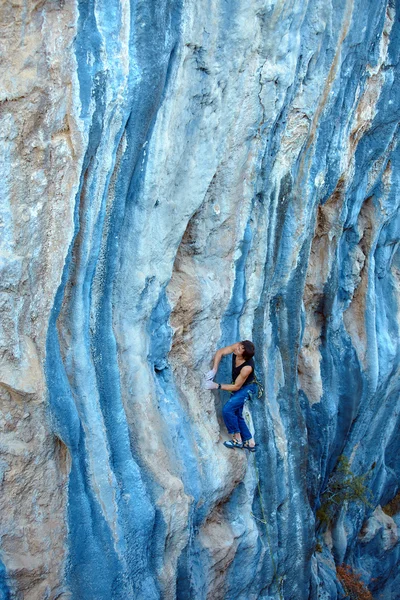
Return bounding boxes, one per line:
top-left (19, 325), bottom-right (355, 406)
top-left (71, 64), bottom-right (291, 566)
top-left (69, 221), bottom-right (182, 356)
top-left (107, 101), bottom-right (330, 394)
top-left (222, 386), bottom-right (254, 446)
top-left (222, 398), bottom-right (242, 444)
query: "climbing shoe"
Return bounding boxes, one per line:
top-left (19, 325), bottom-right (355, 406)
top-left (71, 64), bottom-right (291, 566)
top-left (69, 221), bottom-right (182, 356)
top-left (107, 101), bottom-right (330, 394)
top-left (243, 441), bottom-right (257, 452)
top-left (223, 440), bottom-right (243, 449)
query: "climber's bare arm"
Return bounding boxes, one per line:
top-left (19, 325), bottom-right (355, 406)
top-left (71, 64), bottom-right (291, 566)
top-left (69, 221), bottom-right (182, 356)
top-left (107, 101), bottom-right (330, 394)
top-left (211, 343), bottom-right (239, 373)
top-left (220, 366), bottom-right (252, 392)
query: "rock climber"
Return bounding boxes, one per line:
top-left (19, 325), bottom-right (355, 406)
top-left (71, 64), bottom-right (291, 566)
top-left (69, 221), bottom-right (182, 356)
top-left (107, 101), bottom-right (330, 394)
top-left (203, 341), bottom-right (257, 451)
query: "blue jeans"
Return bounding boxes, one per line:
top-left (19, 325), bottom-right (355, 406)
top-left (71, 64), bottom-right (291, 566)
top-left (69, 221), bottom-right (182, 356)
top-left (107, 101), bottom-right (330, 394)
top-left (222, 384), bottom-right (256, 441)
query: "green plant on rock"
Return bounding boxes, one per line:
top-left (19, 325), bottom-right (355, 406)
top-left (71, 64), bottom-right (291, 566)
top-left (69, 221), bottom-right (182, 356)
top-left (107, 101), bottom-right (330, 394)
top-left (317, 455), bottom-right (373, 527)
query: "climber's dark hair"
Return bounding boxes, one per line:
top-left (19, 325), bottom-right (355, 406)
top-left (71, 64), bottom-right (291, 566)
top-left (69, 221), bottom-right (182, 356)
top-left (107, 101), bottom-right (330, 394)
top-left (241, 340), bottom-right (255, 360)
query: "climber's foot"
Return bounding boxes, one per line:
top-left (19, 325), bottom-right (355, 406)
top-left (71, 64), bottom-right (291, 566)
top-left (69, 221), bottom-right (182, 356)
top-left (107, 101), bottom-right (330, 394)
top-left (223, 439), bottom-right (243, 449)
top-left (243, 441), bottom-right (257, 452)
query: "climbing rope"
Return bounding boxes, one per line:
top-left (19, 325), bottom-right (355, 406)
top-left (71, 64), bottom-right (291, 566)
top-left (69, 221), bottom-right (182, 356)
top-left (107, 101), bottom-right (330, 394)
top-left (251, 456), bottom-right (284, 600)
top-left (226, 369), bottom-right (282, 596)
top-left (244, 404), bottom-right (284, 600)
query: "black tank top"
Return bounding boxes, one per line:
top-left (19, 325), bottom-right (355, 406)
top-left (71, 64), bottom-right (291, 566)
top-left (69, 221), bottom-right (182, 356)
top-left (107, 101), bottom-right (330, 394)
top-left (232, 355), bottom-right (255, 385)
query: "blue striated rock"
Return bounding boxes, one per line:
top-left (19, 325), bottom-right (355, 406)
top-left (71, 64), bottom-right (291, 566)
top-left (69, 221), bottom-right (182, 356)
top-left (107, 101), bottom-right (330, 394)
top-left (0, 0), bottom-right (399, 599)
top-left (0, 561), bottom-right (10, 600)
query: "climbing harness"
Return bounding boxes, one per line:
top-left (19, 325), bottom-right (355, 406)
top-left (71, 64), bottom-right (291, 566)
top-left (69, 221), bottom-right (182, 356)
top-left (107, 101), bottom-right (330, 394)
top-left (253, 373), bottom-right (264, 399)
top-left (229, 372), bottom-right (264, 400)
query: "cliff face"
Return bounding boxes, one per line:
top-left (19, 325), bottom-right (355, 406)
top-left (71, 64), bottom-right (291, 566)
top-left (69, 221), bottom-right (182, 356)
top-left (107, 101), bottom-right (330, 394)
top-left (1, 0), bottom-right (399, 599)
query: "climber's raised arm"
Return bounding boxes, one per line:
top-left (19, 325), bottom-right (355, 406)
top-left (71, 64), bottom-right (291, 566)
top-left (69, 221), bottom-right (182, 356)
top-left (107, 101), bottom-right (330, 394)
top-left (205, 343), bottom-right (238, 380)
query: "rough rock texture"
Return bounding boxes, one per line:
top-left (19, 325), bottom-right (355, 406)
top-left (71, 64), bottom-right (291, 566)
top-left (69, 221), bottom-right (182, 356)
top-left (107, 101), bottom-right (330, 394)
top-left (1, 0), bottom-right (399, 599)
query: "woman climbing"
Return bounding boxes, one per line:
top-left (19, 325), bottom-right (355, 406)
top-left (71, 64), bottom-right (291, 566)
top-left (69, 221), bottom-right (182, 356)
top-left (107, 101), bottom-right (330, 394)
top-left (203, 340), bottom-right (257, 451)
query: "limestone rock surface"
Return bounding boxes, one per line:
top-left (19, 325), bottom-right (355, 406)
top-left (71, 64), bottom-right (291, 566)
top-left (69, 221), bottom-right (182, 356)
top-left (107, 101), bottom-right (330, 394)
top-left (0, 0), bottom-right (399, 599)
